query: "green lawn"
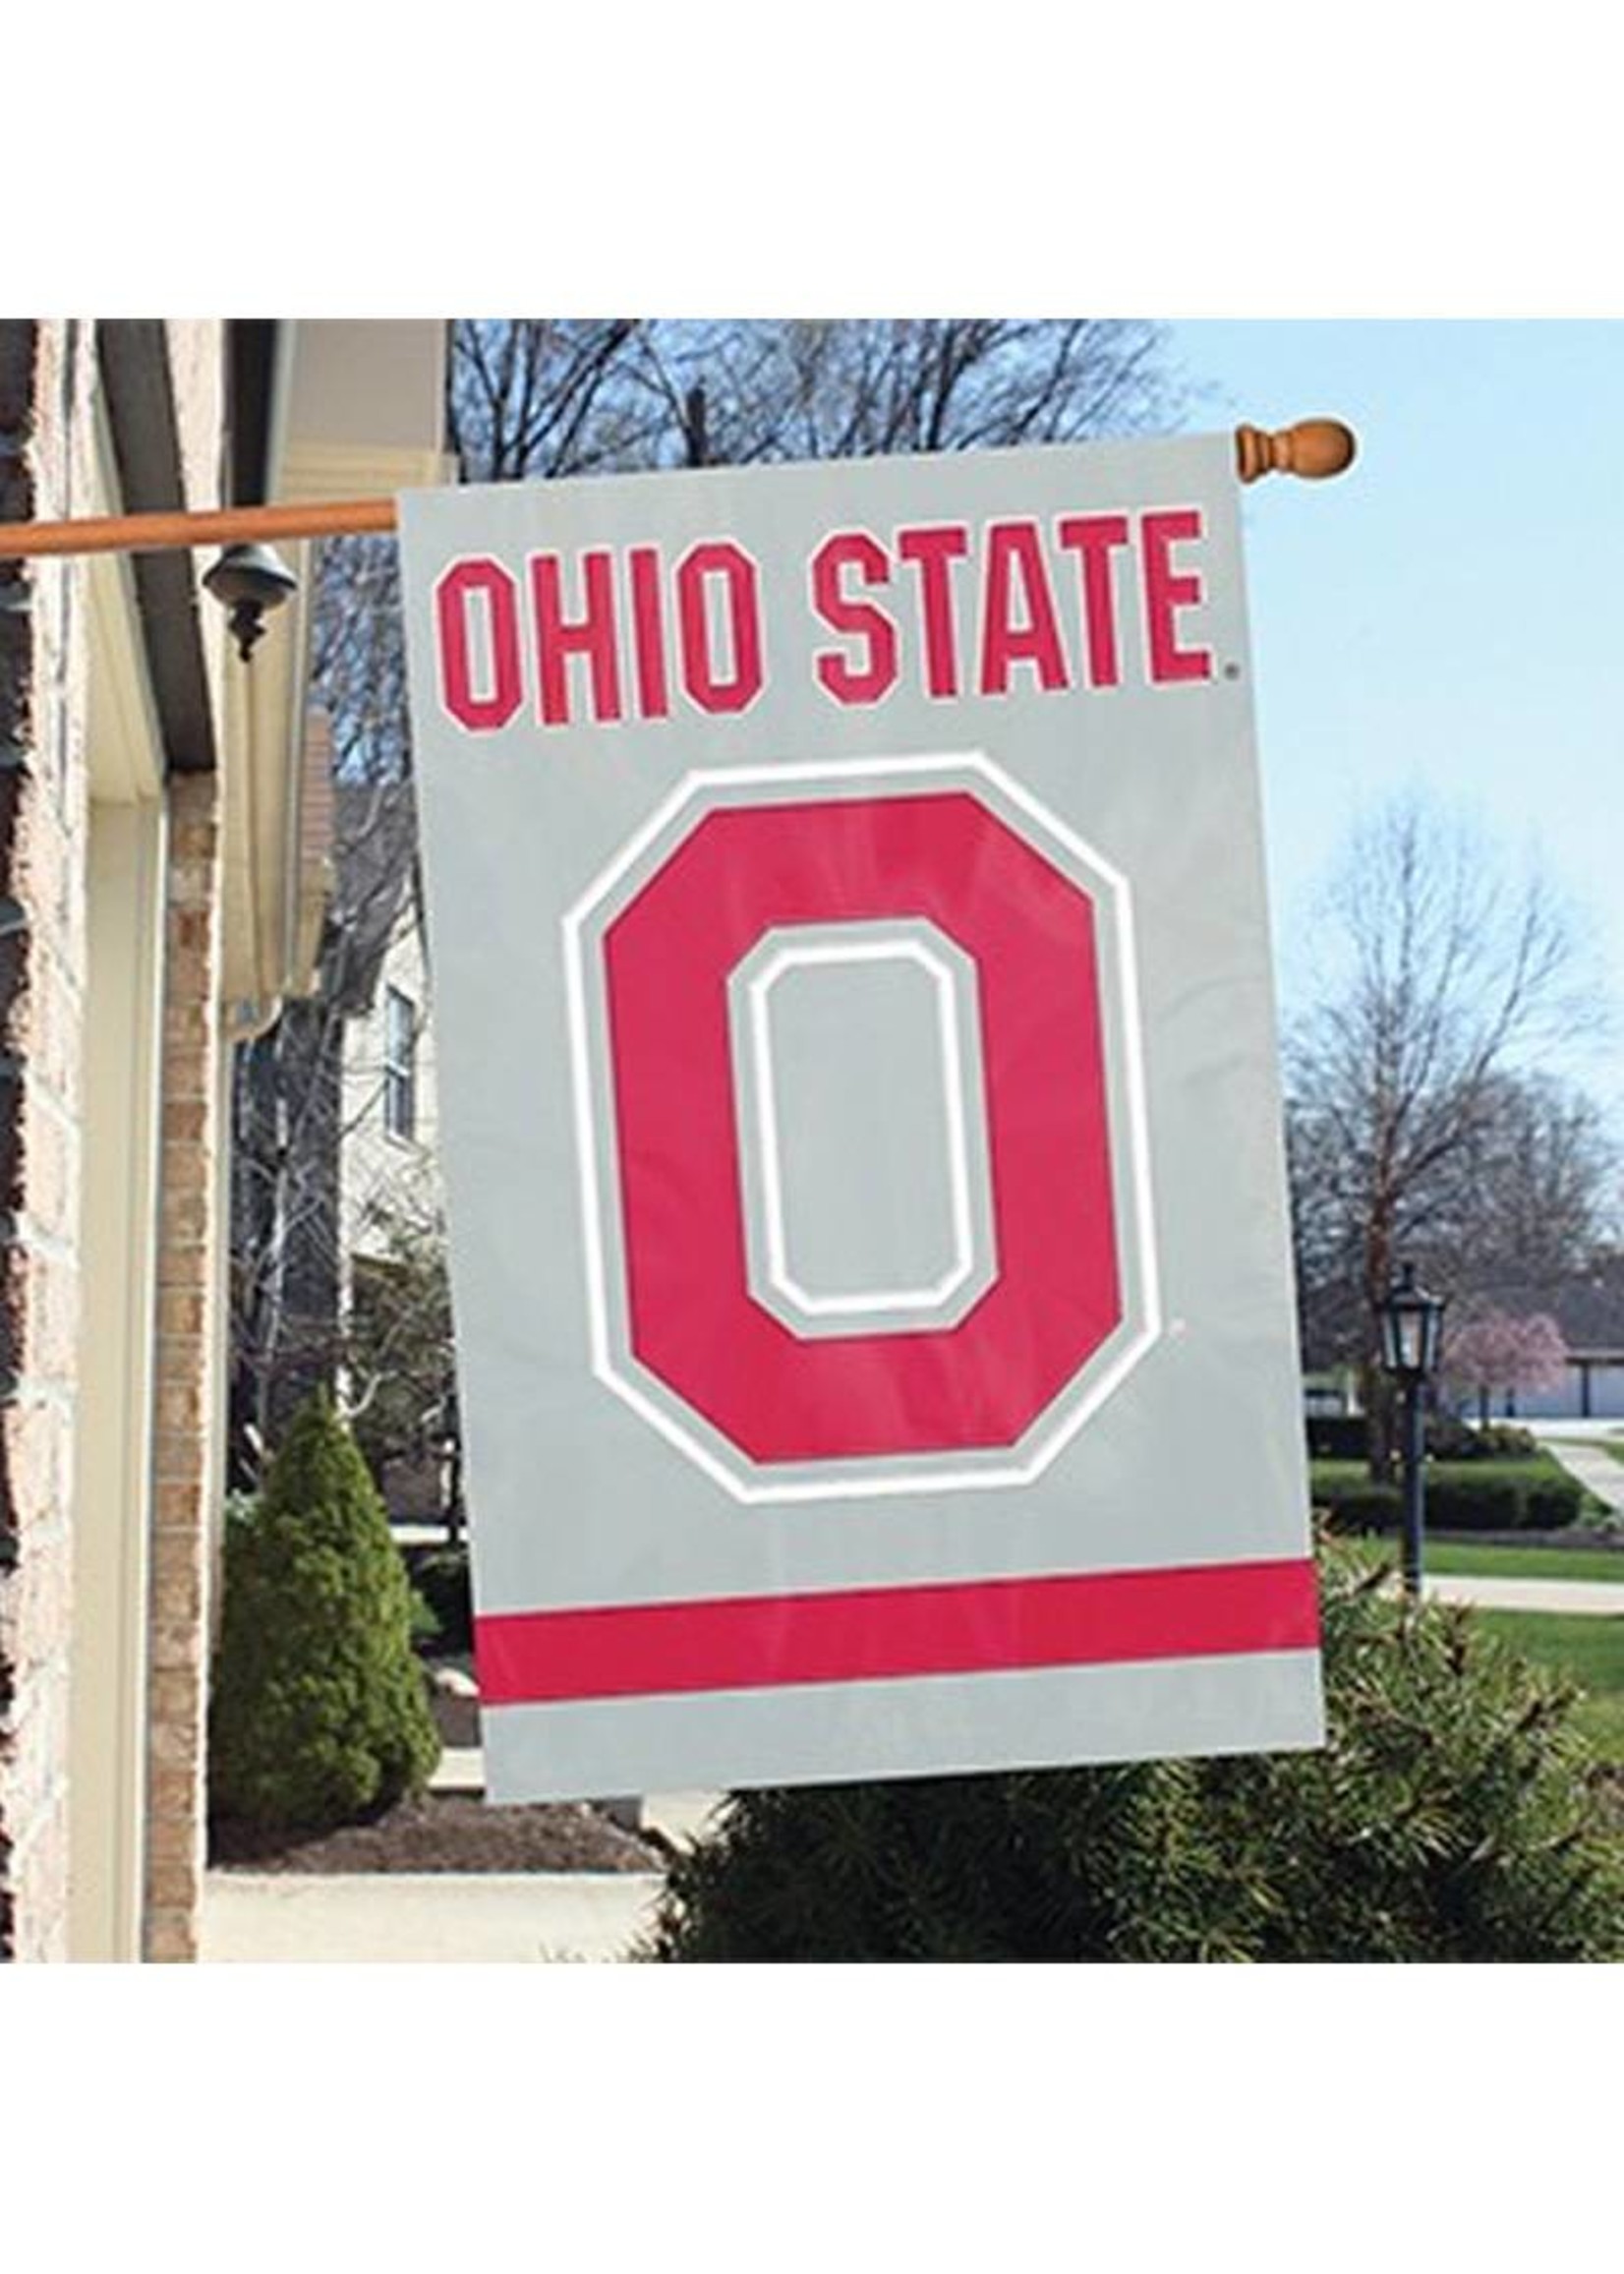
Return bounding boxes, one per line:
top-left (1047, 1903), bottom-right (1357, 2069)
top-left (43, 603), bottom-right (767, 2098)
top-left (1474, 1609), bottom-right (1624, 1762)
top-left (1429, 1541), bottom-right (1624, 1583)
top-left (1343, 1538), bottom-right (1624, 1584)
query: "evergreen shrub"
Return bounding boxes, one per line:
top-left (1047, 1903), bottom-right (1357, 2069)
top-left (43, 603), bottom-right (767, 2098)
top-left (406, 1545), bottom-right (474, 1655)
top-left (647, 1540), bottom-right (1624, 1962)
top-left (1314, 1462), bottom-right (1585, 1534)
top-left (1307, 1416), bottom-right (1541, 1465)
top-left (1315, 1480), bottom-right (1403, 1535)
top-left (208, 1391), bottom-right (440, 1834)
top-left (1427, 1418), bottom-right (1539, 1463)
top-left (1422, 1476), bottom-right (1525, 1533)
top-left (1523, 1480), bottom-right (1595, 1532)
top-left (1305, 1415), bottom-right (1368, 1461)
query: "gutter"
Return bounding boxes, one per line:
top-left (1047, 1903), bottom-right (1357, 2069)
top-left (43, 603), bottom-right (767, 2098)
top-left (96, 321), bottom-right (217, 775)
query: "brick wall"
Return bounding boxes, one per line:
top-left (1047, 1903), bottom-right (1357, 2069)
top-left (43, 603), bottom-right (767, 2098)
top-left (0, 321), bottom-right (92, 1963)
top-left (143, 769), bottom-right (223, 1963)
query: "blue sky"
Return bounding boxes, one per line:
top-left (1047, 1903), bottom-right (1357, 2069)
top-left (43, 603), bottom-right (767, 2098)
top-left (1168, 320), bottom-right (1624, 1125)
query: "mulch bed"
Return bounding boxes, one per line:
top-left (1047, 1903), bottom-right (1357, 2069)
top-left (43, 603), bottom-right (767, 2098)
top-left (209, 1792), bottom-right (663, 1876)
top-left (208, 1656), bottom-right (668, 1876)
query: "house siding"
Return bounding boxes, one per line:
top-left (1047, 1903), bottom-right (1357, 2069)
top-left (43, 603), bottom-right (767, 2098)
top-left (0, 321), bottom-right (93, 1962)
top-left (340, 891), bottom-right (440, 1270)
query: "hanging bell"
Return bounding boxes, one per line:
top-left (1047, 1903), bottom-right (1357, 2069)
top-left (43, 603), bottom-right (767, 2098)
top-left (203, 542), bottom-right (299, 661)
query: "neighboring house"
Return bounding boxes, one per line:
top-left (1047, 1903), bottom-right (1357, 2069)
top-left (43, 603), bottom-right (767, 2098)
top-left (1303, 1370), bottom-right (1360, 1419)
top-left (227, 712), bottom-right (346, 1474)
top-left (335, 784), bottom-right (440, 1265)
top-left (1460, 1260), bottom-right (1624, 1422)
top-left (230, 770), bottom-right (451, 1520)
top-left (333, 786), bottom-right (449, 1520)
top-left (1305, 1270), bottom-right (1624, 1423)
top-left (0, 319), bottom-right (447, 1964)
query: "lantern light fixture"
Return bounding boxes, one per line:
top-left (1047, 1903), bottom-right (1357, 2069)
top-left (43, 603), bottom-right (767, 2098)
top-left (1378, 1260), bottom-right (1445, 1383)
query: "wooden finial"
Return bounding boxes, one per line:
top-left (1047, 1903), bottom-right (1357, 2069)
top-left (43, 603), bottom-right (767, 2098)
top-left (1235, 419), bottom-right (1358, 485)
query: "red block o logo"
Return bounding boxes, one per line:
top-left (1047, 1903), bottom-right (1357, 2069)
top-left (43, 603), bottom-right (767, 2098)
top-left (564, 755), bottom-right (1159, 1502)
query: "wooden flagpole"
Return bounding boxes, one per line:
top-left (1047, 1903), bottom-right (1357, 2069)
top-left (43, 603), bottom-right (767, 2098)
top-left (0, 495), bottom-right (399, 561)
top-left (0, 422), bottom-right (1356, 563)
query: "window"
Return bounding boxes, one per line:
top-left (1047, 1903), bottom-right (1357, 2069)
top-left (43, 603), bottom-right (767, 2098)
top-left (383, 985), bottom-right (417, 1141)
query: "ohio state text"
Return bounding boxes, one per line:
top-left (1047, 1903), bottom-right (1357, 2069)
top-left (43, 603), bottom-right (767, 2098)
top-left (432, 507), bottom-right (1215, 733)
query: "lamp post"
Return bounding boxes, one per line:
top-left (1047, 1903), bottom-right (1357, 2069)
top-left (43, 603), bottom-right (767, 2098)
top-left (1378, 1262), bottom-right (1446, 1600)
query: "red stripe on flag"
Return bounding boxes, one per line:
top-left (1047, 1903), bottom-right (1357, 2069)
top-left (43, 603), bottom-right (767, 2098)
top-left (473, 1558), bottom-right (1320, 1707)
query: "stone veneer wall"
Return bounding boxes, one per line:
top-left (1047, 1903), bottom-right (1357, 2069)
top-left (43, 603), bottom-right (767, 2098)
top-left (143, 769), bottom-right (223, 1962)
top-left (0, 322), bottom-right (92, 1962)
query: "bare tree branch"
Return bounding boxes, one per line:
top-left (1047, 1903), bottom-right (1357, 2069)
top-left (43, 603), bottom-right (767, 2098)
top-left (1285, 792), bottom-right (1614, 1467)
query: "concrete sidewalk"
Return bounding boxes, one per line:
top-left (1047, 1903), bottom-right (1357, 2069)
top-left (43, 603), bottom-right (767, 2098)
top-left (200, 1788), bottom-right (725, 1963)
top-left (1536, 1432), bottom-right (1624, 1521)
top-left (201, 1869), bottom-right (665, 1963)
top-left (1423, 1572), bottom-right (1624, 1615)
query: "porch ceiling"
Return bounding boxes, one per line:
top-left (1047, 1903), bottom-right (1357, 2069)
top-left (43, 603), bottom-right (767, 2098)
top-left (220, 320), bottom-right (449, 1027)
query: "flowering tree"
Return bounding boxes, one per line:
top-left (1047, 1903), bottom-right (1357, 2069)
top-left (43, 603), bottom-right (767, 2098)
top-left (1442, 1308), bottom-right (1568, 1423)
